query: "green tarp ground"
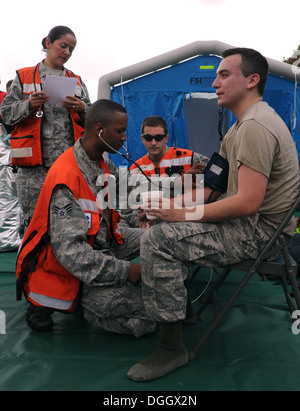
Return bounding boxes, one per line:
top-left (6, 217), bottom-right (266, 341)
top-left (0, 251), bottom-right (300, 392)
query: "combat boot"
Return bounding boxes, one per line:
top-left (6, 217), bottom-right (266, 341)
top-left (26, 303), bottom-right (54, 332)
top-left (126, 321), bottom-right (188, 382)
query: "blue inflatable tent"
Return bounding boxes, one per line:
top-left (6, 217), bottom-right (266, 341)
top-left (98, 41), bottom-right (300, 167)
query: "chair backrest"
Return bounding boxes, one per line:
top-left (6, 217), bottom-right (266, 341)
top-left (189, 192), bottom-right (300, 360)
top-left (259, 193), bottom-right (300, 262)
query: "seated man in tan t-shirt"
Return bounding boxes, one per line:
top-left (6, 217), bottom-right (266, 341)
top-left (126, 47), bottom-right (300, 382)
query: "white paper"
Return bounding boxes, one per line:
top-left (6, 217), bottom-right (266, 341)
top-left (43, 75), bottom-right (78, 105)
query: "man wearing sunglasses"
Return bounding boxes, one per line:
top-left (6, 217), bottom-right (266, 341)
top-left (129, 116), bottom-right (208, 177)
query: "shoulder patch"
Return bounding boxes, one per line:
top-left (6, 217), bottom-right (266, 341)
top-left (53, 203), bottom-right (73, 219)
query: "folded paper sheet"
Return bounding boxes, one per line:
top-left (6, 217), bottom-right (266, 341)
top-left (43, 75), bottom-right (77, 105)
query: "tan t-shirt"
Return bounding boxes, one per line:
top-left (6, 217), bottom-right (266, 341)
top-left (220, 101), bottom-right (299, 234)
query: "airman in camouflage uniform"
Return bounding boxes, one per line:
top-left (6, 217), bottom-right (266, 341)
top-left (126, 48), bottom-right (300, 382)
top-left (24, 99), bottom-right (156, 338)
top-left (49, 138), bottom-right (156, 337)
top-left (0, 27), bottom-right (91, 230)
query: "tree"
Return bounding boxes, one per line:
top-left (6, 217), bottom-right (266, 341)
top-left (283, 45), bottom-right (300, 65)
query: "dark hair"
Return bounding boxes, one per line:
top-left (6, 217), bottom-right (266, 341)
top-left (85, 99), bottom-right (127, 131)
top-left (42, 26), bottom-right (76, 49)
top-left (141, 116), bottom-right (168, 134)
top-left (222, 47), bottom-right (269, 96)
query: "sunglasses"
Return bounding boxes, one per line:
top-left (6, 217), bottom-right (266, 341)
top-left (142, 134), bottom-right (166, 142)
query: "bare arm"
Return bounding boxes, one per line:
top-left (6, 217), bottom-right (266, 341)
top-left (199, 164), bottom-right (267, 222)
top-left (144, 164), bottom-right (268, 223)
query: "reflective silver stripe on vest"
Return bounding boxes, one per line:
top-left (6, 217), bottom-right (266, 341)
top-left (77, 198), bottom-right (99, 213)
top-left (139, 163), bottom-right (155, 171)
top-left (29, 291), bottom-right (74, 310)
top-left (23, 83), bottom-right (42, 94)
top-left (130, 163), bottom-right (155, 173)
top-left (11, 147), bottom-right (33, 158)
top-left (160, 156), bottom-right (192, 168)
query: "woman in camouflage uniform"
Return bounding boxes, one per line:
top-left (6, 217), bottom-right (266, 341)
top-left (0, 26), bottom-right (91, 230)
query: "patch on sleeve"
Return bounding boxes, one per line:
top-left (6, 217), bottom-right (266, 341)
top-left (85, 212), bottom-right (92, 229)
top-left (53, 203), bottom-right (73, 219)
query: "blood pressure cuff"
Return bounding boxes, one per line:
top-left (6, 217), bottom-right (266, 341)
top-left (203, 152), bottom-right (229, 194)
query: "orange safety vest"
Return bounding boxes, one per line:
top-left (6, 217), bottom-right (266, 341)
top-left (10, 64), bottom-right (85, 167)
top-left (16, 146), bottom-right (123, 312)
top-left (129, 147), bottom-right (194, 177)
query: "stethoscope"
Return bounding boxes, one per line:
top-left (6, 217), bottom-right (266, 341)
top-left (33, 62), bottom-right (86, 118)
top-left (33, 64), bottom-right (44, 118)
top-left (98, 129), bottom-right (158, 186)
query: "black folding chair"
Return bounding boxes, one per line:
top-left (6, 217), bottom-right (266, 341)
top-left (189, 194), bottom-right (300, 360)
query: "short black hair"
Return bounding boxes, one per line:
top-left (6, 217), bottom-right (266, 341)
top-left (222, 47), bottom-right (269, 96)
top-left (85, 99), bottom-right (127, 131)
top-left (141, 116), bottom-right (168, 134)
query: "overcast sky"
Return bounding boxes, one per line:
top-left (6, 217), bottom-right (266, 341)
top-left (1, 0), bottom-right (299, 102)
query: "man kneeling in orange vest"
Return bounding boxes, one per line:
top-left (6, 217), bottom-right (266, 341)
top-left (16, 99), bottom-right (156, 337)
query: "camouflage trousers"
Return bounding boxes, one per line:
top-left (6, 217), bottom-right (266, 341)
top-left (16, 166), bottom-right (49, 229)
top-left (81, 226), bottom-right (157, 338)
top-left (140, 216), bottom-right (276, 322)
